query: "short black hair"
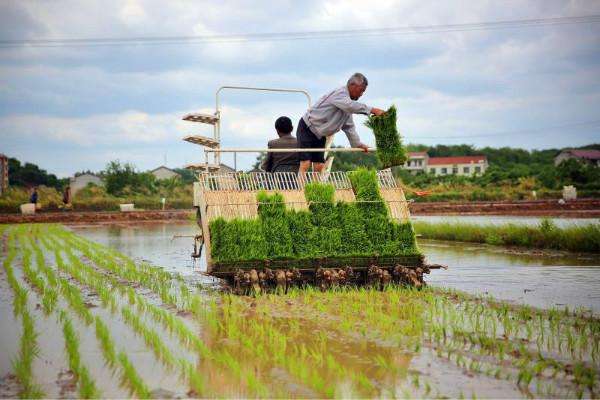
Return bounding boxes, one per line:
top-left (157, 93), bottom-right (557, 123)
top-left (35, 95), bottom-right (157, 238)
top-left (275, 116), bottom-right (293, 134)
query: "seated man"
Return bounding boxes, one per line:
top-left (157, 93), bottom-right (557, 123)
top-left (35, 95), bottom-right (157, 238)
top-left (261, 116), bottom-right (299, 173)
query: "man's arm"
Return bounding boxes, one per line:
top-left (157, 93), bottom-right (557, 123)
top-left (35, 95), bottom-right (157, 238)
top-left (331, 91), bottom-right (371, 115)
top-left (341, 116), bottom-right (365, 148)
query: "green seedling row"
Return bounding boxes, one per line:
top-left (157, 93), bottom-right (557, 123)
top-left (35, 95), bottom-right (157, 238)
top-left (413, 218), bottom-right (600, 253)
top-left (2, 228), bottom-right (44, 398)
top-left (37, 225), bottom-right (214, 396)
top-left (58, 310), bottom-right (100, 399)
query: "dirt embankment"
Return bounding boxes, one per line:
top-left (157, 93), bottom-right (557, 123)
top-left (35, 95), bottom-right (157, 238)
top-left (0, 199), bottom-right (598, 224)
top-left (409, 198), bottom-right (600, 217)
top-left (0, 209), bottom-right (194, 225)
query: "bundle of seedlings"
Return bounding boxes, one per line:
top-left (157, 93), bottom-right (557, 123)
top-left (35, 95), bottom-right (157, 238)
top-left (379, 221), bottom-right (419, 256)
top-left (304, 182), bottom-right (337, 227)
top-left (348, 168), bottom-right (388, 218)
top-left (335, 202), bottom-right (371, 256)
top-left (209, 218), bottom-right (268, 262)
top-left (286, 210), bottom-right (319, 258)
top-left (257, 191), bottom-right (293, 259)
top-left (304, 182), bottom-right (343, 256)
top-left (365, 105), bottom-right (407, 168)
top-left (349, 168), bottom-right (389, 249)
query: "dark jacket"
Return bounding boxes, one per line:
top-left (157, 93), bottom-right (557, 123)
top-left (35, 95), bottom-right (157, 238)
top-left (261, 135), bottom-right (299, 173)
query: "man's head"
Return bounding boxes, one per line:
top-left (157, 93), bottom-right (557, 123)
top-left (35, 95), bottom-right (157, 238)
top-left (347, 72), bottom-right (368, 100)
top-left (275, 116), bottom-right (293, 137)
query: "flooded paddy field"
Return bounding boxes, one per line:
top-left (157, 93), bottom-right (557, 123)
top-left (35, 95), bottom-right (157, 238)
top-left (1, 222), bottom-right (599, 398)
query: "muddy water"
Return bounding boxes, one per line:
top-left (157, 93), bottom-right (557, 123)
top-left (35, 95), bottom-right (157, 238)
top-left (71, 221), bottom-right (600, 313)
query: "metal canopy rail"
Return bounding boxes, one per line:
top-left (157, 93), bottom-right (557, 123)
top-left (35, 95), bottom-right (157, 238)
top-left (183, 85), bottom-right (314, 171)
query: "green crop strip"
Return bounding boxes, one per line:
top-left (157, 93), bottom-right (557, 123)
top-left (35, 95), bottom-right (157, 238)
top-left (40, 230), bottom-right (208, 397)
top-left (58, 311), bottom-right (100, 399)
top-left (413, 219), bottom-right (600, 253)
top-left (211, 168), bottom-right (420, 263)
top-left (2, 228), bottom-right (45, 399)
top-left (27, 230), bottom-right (153, 398)
top-left (365, 105), bottom-right (407, 168)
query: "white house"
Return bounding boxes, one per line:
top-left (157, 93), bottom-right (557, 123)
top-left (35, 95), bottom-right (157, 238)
top-left (427, 156), bottom-right (488, 176)
top-left (554, 149), bottom-right (600, 167)
top-left (402, 153), bottom-right (488, 176)
top-left (404, 152), bottom-right (429, 174)
top-left (150, 166), bottom-right (181, 180)
top-left (70, 173), bottom-right (104, 195)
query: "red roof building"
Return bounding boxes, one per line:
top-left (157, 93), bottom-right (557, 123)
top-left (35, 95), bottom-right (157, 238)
top-left (554, 149), bottom-right (600, 167)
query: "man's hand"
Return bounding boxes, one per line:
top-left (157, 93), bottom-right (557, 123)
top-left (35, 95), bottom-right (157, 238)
top-left (370, 107), bottom-right (385, 116)
top-left (358, 143), bottom-right (369, 153)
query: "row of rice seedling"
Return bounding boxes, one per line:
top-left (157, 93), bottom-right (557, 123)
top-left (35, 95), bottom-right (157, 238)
top-left (52, 227), bottom-right (181, 308)
top-left (18, 228), bottom-right (152, 398)
top-left (37, 229), bottom-right (206, 397)
top-left (46, 225), bottom-right (260, 397)
top-left (214, 292), bottom-right (440, 398)
top-left (2, 227), bottom-right (44, 398)
top-left (413, 218), bottom-right (600, 253)
top-left (9, 231), bottom-right (105, 399)
top-left (58, 310), bottom-right (100, 398)
top-left (252, 285), bottom-right (598, 398)
top-left (388, 289), bottom-right (596, 396)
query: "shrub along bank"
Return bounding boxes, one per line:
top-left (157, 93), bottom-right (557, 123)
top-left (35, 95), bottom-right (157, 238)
top-left (209, 168), bottom-right (420, 263)
top-left (413, 219), bottom-right (600, 253)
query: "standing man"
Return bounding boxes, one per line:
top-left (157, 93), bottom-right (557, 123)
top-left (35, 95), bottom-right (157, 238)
top-left (297, 72), bottom-right (385, 174)
top-left (261, 116), bottom-right (299, 173)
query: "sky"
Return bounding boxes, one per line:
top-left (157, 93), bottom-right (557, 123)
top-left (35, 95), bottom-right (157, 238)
top-left (1, 0), bottom-right (599, 177)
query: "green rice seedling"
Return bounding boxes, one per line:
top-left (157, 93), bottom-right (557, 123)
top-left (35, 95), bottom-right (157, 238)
top-left (304, 182), bottom-right (337, 228)
top-left (121, 306), bottom-right (176, 369)
top-left (256, 191), bottom-right (294, 258)
top-left (117, 351), bottom-right (151, 399)
top-left (348, 168), bottom-right (388, 218)
top-left (12, 309), bottom-right (44, 399)
top-left (59, 311), bottom-right (100, 399)
top-left (286, 210), bottom-right (319, 257)
top-left (412, 220), bottom-right (600, 253)
top-left (178, 359), bottom-right (205, 396)
top-left (94, 317), bottom-right (118, 368)
top-left (209, 217), bottom-right (268, 262)
top-left (335, 202), bottom-right (371, 256)
top-left (365, 105), bottom-right (407, 168)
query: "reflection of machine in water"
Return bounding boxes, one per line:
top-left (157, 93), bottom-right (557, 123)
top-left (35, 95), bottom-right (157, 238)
top-left (181, 86), bottom-right (443, 292)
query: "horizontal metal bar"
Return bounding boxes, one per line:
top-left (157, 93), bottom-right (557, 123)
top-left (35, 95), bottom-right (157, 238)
top-left (206, 199), bottom-right (413, 206)
top-left (216, 86), bottom-right (311, 110)
top-left (204, 147), bottom-right (375, 153)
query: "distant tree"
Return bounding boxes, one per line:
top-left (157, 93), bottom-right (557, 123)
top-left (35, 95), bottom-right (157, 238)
top-left (173, 168), bottom-right (196, 184)
top-left (8, 158), bottom-right (61, 188)
top-left (103, 160), bottom-right (157, 196)
top-left (252, 152), bottom-right (267, 171)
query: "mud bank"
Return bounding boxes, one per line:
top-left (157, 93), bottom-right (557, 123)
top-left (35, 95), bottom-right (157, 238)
top-left (0, 210), bottom-right (194, 225)
top-left (1, 198), bottom-right (599, 224)
top-left (409, 198), bottom-right (600, 217)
